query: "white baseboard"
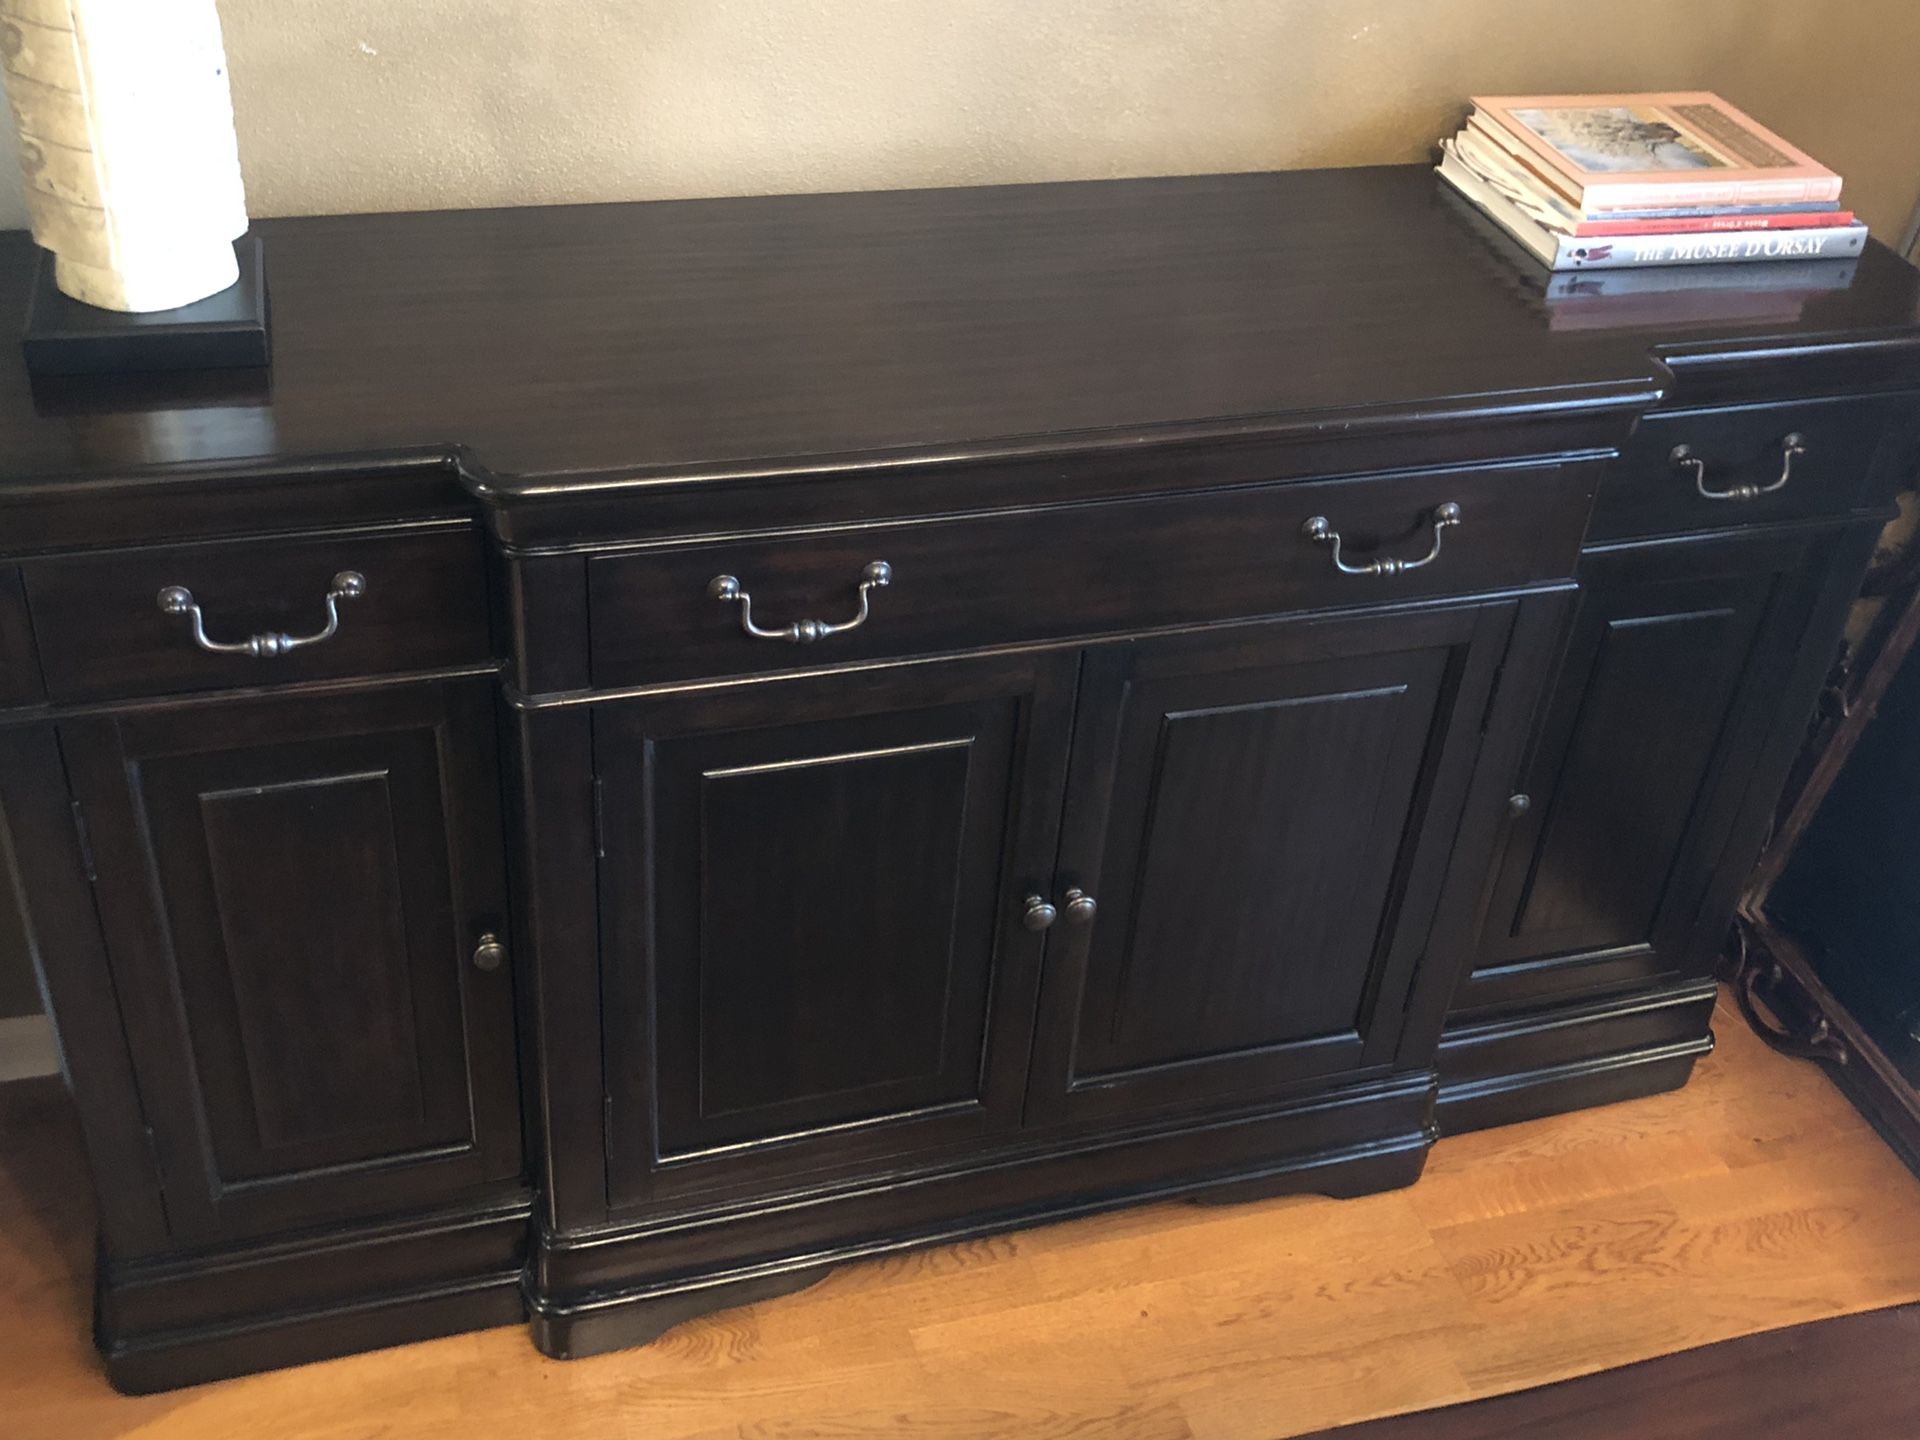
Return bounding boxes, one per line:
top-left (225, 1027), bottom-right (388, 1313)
top-left (0, 1013), bottom-right (59, 1082)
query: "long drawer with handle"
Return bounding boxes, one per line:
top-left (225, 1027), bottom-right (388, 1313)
top-left (584, 456), bottom-right (1599, 689)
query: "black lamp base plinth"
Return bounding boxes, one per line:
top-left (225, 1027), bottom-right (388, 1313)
top-left (22, 236), bottom-right (269, 377)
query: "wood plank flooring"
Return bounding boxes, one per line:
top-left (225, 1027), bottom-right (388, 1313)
top-left (1299, 1302), bottom-right (1920, 1438)
top-left (6, 992), bottom-right (1920, 1439)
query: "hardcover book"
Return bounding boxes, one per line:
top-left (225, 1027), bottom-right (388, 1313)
top-left (1437, 144), bottom-right (1866, 271)
top-left (1469, 92), bottom-right (1843, 211)
top-left (1451, 123), bottom-right (1842, 229)
top-left (1433, 187), bottom-right (1860, 332)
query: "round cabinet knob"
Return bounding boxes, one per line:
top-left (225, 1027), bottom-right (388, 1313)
top-left (1021, 895), bottom-right (1058, 932)
top-left (472, 932), bottom-right (508, 972)
top-left (1064, 888), bottom-right (1098, 925)
top-left (1507, 793), bottom-right (1532, 818)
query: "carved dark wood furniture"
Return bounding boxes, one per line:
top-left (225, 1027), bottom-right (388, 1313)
top-left (2, 166), bottom-right (1917, 1391)
top-left (1730, 516), bottom-right (1920, 1172)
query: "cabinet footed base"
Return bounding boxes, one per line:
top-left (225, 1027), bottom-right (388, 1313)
top-left (529, 1262), bottom-right (837, 1360)
top-left (1185, 1137), bottom-right (1432, 1207)
top-left (528, 1115), bottom-right (1434, 1362)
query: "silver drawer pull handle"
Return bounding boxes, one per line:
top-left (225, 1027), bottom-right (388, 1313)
top-left (708, 560), bottom-right (891, 643)
top-left (156, 571), bottom-right (366, 658)
top-left (1302, 502), bottom-right (1460, 577)
top-left (1671, 433), bottom-right (1805, 501)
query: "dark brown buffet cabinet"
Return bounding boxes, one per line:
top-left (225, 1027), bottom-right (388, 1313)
top-left (1, 168), bottom-right (1917, 1391)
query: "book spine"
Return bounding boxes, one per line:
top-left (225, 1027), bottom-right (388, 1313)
top-left (1593, 201), bottom-right (1842, 220)
top-left (1583, 174), bottom-right (1846, 211)
top-left (1550, 225), bottom-right (1867, 270)
top-left (1572, 210), bottom-right (1856, 237)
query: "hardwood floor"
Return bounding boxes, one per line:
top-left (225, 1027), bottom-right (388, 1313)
top-left (1299, 1303), bottom-right (1920, 1438)
top-left (6, 992), bottom-right (1920, 1439)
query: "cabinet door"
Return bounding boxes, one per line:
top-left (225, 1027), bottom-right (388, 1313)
top-left (1026, 601), bottom-right (1519, 1126)
top-left (61, 680), bottom-right (520, 1244)
top-left (1464, 529), bottom-right (1854, 1010)
top-left (596, 650), bottom-right (1077, 1208)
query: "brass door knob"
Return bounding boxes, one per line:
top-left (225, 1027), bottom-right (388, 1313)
top-left (472, 932), bottom-right (508, 972)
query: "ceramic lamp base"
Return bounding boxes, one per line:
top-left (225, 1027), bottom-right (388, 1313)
top-left (23, 236), bottom-right (269, 376)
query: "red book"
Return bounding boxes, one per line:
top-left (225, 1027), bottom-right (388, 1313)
top-left (1571, 209), bottom-right (1856, 238)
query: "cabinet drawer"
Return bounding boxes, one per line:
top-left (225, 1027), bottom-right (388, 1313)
top-left (25, 523), bottom-right (492, 703)
top-left (1591, 395), bottom-right (1900, 542)
top-left (587, 459), bottom-right (1597, 688)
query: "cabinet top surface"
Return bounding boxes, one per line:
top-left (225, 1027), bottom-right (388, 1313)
top-left (0, 164), bottom-right (1916, 497)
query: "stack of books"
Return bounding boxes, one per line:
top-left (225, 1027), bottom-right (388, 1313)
top-left (1437, 92), bottom-right (1867, 271)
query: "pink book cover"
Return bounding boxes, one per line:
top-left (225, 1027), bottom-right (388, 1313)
top-left (1469, 92), bottom-right (1842, 210)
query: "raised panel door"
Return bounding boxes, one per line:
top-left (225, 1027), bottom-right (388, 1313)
top-left (60, 680), bottom-right (521, 1242)
top-left (1027, 601), bottom-right (1520, 1125)
top-left (1464, 529), bottom-right (1849, 1010)
top-left (596, 650), bottom-right (1077, 1207)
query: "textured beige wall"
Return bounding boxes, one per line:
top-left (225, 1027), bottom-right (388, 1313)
top-left (0, 1), bottom-right (1914, 238)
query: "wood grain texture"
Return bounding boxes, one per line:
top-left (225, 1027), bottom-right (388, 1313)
top-left (1299, 1302), bottom-right (1920, 1438)
top-left (1460, 524), bottom-right (1858, 1016)
top-left (57, 680), bottom-right (522, 1244)
top-left (7, 992), bottom-right (1920, 1437)
top-left (582, 458), bottom-right (1592, 688)
top-left (0, 171), bottom-right (1701, 488)
top-left (1, 167), bottom-right (1917, 552)
top-left (595, 649), bottom-right (1079, 1208)
top-left (1591, 393), bottom-right (1902, 542)
top-left (24, 520), bottom-right (492, 702)
top-left (1026, 602), bottom-right (1513, 1126)
top-left (1, 165), bottom-right (1915, 1394)
top-left (1435, 979), bottom-right (1720, 1135)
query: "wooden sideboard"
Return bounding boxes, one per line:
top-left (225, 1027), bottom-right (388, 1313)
top-left (1, 167), bottom-right (1916, 1392)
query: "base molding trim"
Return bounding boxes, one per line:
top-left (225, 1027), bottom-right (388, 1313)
top-left (102, 1269), bottom-right (526, 1395)
top-left (530, 1121), bottom-right (1432, 1360)
top-left (529, 1262), bottom-right (835, 1360)
top-left (1437, 980), bottom-right (1719, 1134)
top-left (97, 1193), bottom-right (532, 1393)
